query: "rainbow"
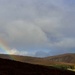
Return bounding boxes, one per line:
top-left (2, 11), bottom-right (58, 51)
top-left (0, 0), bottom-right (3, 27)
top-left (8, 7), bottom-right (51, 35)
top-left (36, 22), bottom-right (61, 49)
top-left (0, 38), bottom-right (11, 54)
top-left (0, 38), bottom-right (20, 61)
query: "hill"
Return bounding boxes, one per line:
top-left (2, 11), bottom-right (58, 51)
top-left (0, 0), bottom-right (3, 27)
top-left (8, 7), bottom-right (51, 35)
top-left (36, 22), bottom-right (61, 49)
top-left (0, 54), bottom-right (74, 66)
top-left (0, 58), bottom-right (75, 75)
top-left (45, 53), bottom-right (75, 64)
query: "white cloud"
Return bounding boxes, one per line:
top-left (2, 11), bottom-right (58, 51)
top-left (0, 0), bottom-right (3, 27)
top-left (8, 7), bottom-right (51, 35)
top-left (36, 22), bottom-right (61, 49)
top-left (8, 48), bottom-right (19, 55)
top-left (8, 48), bottom-right (33, 56)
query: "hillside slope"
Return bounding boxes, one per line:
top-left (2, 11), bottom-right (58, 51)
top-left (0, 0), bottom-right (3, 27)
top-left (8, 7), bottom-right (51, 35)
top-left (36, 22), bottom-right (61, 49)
top-left (0, 58), bottom-right (75, 75)
top-left (46, 53), bottom-right (75, 63)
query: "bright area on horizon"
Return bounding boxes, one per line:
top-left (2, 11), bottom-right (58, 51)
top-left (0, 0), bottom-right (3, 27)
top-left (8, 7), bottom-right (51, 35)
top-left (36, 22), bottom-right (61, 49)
top-left (0, 0), bottom-right (75, 57)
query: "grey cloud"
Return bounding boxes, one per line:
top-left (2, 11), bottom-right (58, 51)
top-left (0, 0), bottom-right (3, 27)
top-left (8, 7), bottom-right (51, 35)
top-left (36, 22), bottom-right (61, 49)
top-left (0, 20), bottom-right (49, 50)
top-left (34, 51), bottom-right (50, 57)
top-left (52, 38), bottom-right (75, 50)
top-left (0, 0), bottom-right (75, 56)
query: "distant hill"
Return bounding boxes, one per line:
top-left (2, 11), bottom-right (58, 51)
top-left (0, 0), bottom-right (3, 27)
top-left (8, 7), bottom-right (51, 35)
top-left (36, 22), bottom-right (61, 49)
top-left (0, 57), bottom-right (75, 75)
top-left (0, 53), bottom-right (75, 66)
top-left (45, 53), bottom-right (75, 64)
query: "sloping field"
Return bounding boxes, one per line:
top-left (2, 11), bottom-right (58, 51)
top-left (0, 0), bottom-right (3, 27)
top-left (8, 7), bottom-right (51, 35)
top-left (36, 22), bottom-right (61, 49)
top-left (0, 58), bottom-right (75, 75)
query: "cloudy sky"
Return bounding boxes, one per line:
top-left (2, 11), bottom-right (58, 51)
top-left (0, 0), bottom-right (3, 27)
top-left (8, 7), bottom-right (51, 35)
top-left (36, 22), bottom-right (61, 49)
top-left (0, 0), bottom-right (75, 57)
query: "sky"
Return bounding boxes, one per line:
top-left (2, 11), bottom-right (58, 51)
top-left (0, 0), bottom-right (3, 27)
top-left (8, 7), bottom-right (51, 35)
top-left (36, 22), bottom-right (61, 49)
top-left (0, 0), bottom-right (75, 57)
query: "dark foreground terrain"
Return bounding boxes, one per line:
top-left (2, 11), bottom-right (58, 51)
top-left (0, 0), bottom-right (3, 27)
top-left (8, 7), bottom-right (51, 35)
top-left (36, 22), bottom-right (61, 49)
top-left (0, 58), bottom-right (75, 75)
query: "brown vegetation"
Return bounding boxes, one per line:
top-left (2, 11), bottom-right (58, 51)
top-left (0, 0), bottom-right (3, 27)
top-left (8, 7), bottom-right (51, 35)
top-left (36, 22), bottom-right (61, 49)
top-left (0, 53), bottom-right (75, 66)
top-left (45, 53), bottom-right (75, 64)
top-left (0, 58), bottom-right (75, 75)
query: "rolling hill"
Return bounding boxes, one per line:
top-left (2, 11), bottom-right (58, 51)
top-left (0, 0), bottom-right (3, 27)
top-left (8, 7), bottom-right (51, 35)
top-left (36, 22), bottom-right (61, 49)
top-left (0, 53), bottom-right (75, 66)
top-left (45, 53), bottom-right (75, 64)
